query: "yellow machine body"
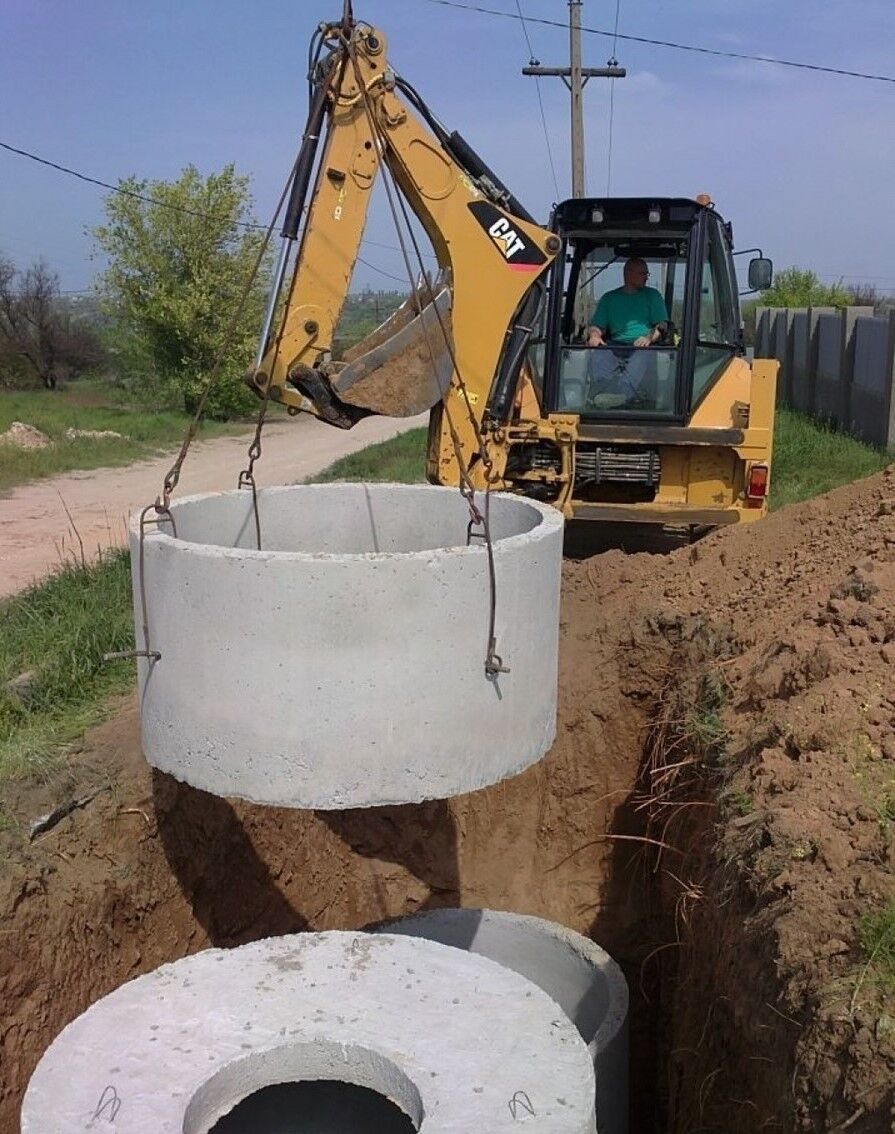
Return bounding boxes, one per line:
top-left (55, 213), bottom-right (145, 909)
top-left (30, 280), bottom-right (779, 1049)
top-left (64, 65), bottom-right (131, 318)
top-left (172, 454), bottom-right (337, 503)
top-left (250, 20), bottom-right (777, 525)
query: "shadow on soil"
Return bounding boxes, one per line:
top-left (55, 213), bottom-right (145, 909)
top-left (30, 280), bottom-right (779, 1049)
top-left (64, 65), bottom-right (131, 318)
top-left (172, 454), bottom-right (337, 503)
top-left (320, 799), bottom-right (461, 915)
top-left (152, 769), bottom-right (310, 945)
top-left (564, 520), bottom-right (691, 559)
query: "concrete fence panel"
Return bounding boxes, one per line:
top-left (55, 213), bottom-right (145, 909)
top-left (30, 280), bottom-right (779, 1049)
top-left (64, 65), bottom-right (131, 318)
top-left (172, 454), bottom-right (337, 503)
top-left (755, 304), bottom-right (893, 449)
top-left (754, 307), bottom-right (770, 357)
top-left (840, 307), bottom-right (876, 432)
top-left (769, 311), bottom-right (788, 401)
top-left (771, 310), bottom-right (788, 367)
top-left (802, 307), bottom-right (836, 416)
top-left (815, 313), bottom-right (844, 423)
top-left (850, 313), bottom-right (895, 448)
top-left (787, 309), bottom-right (809, 408)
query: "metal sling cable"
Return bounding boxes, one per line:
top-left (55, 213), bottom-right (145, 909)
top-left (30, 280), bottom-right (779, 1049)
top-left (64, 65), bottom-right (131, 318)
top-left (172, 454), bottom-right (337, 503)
top-left (347, 39), bottom-right (508, 676)
top-left (382, 179), bottom-right (511, 678)
top-left (234, 44), bottom-right (352, 548)
top-left (513, 0), bottom-right (560, 201)
top-left (159, 45), bottom-right (344, 514)
top-left (348, 49), bottom-right (479, 503)
top-left (117, 151), bottom-right (304, 666)
top-left (158, 172), bottom-right (297, 510)
top-left (343, 36), bottom-right (476, 477)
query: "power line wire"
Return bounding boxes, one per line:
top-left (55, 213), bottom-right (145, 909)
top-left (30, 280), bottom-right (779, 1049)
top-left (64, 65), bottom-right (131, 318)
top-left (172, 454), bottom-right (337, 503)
top-left (514, 1), bottom-right (561, 199)
top-left (420, 0), bottom-right (895, 83)
top-left (355, 255), bottom-right (412, 284)
top-left (0, 138), bottom-right (433, 280)
top-left (605, 0), bottom-right (621, 195)
top-left (0, 140), bottom-right (268, 230)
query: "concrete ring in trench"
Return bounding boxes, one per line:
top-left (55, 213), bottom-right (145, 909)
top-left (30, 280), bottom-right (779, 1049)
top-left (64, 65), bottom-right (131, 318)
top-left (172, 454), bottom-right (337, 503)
top-left (130, 483), bottom-right (564, 808)
top-left (379, 909), bottom-right (629, 1134)
top-left (22, 931), bottom-right (596, 1133)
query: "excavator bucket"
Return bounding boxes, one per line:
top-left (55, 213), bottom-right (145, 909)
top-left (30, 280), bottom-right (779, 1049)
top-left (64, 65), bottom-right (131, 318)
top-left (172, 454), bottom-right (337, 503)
top-left (330, 278), bottom-right (454, 418)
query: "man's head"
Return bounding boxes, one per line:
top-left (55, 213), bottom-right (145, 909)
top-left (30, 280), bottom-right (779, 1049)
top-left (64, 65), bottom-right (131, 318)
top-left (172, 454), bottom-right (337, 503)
top-left (623, 257), bottom-right (649, 290)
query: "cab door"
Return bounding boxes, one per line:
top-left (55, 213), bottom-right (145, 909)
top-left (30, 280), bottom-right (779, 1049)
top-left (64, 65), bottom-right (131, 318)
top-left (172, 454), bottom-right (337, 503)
top-left (690, 213), bottom-right (741, 411)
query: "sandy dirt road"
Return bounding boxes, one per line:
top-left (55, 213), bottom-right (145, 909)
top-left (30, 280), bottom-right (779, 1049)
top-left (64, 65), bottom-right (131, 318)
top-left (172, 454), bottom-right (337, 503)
top-left (0, 413), bottom-right (427, 599)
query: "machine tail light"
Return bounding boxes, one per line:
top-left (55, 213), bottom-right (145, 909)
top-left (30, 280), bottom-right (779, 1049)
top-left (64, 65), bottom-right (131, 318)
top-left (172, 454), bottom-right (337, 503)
top-left (746, 463), bottom-right (769, 501)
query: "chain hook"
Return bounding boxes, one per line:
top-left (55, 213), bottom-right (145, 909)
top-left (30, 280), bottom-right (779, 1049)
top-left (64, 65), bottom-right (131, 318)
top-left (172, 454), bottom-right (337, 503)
top-left (103, 503), bottom-right (175, 664)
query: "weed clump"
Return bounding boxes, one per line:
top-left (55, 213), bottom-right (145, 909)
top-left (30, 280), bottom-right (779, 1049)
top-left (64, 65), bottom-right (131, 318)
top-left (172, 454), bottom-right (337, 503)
top-left (0, 550), bottom-right (134, 781)
top-left (860, 902), bottom-right (895, 990)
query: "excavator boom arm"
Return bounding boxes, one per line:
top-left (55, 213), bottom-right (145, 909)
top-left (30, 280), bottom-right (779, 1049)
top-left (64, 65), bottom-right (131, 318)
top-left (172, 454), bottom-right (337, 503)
top-left (249, 20), bottom-right (559, 487)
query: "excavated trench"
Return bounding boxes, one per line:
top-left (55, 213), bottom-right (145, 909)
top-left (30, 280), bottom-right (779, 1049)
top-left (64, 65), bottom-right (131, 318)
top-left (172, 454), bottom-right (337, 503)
top-left (3, 468), bottom-right (895, 1131)
top-left (0, 566), bottom-right (671, 1131)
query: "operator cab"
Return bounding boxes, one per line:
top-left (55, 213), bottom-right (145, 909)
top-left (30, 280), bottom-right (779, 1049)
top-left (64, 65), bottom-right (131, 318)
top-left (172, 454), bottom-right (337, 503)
top-left (535, 197), bottom-right (747, 422)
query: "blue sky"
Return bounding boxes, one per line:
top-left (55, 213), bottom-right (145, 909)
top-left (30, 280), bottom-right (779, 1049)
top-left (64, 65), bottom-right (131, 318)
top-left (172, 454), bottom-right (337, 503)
top-left (1, 0), bottom-right (893, 295)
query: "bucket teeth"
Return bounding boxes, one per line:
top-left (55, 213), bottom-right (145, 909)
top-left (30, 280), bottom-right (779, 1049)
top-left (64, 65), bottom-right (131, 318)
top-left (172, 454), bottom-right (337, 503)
top-left (287, 364), bottom-right (373, 430)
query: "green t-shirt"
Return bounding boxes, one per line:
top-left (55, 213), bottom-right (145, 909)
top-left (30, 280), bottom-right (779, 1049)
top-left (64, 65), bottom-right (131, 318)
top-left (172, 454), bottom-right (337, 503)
top-left (590, 286), bottom-right (668, 344)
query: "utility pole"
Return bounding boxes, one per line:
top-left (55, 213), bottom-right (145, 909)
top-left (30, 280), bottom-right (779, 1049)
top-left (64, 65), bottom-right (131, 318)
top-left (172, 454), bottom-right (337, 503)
top-left (523, 0), bottom-right (625, 199)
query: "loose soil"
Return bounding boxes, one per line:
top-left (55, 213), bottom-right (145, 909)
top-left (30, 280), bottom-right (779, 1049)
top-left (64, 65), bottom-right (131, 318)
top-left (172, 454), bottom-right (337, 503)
top-left (2, 468), bottom-right (895, 1131)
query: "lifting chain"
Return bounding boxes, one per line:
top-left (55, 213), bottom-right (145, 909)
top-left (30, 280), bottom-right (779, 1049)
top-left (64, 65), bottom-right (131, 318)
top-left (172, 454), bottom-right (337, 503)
top-left (112, 157), bottom-right (301, 666)
top-left (102, 503), bottom-right (175, 664)
top-left (348, 40), bottom-right (509, 679)
top-left (237, 386), bottom-right (272, 551)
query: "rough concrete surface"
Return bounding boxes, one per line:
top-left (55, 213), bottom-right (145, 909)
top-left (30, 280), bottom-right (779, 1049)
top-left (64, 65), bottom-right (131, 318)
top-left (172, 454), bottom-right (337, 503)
top-left (380, 909), bottom-right (629, 1134)
top-left (22, 932), bottom-right (597, 1133)
top-left (131, 483), bottom-right (564, 808)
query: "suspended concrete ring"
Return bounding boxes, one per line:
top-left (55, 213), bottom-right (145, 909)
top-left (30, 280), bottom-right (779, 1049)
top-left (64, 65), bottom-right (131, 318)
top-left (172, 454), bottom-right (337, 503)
top-left (130, 483), bottom-right (564, 808)
top-left (22, 932), bottom-right (596, 1133)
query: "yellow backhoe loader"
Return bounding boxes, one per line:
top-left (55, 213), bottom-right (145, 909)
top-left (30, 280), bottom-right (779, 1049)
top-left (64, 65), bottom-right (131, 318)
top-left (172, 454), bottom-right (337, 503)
top-left (247, 11), bottom-right (778, 527)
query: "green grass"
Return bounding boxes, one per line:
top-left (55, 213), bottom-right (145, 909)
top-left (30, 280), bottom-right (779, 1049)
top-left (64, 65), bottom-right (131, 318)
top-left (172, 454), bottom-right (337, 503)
top-left (310, 428), bottom-right (428, 484)
top-left (0, 549), bottom-right (135, 783)
top-left (769, 407), bottom-right (891, 511)
top-left (0, 380), bottom-right (243, 491)
top-left (860, 901), bottom-right (895, 991)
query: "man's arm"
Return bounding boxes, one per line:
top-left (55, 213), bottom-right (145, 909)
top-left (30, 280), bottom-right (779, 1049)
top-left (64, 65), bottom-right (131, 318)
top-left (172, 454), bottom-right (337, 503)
top-left (586, 294), bottom-right (609, 346)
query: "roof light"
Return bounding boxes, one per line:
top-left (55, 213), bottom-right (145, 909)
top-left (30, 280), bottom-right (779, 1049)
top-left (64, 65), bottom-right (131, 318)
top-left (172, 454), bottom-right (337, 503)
top-left (647, 206), bottom-right (661, 224)
top-left (591, 207), bottom-right (604, 224)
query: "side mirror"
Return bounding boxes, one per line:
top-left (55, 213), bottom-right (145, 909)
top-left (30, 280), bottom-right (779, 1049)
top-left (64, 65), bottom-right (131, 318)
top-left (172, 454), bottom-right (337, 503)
top-left (748, 257), bottom-right (773, 291)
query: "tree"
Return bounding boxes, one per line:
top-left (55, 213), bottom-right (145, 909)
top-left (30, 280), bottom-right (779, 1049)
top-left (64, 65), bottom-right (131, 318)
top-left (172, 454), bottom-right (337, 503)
top-left (0, 255), bottom-right (104, 389)
top-left (759, 267), bottom-right (851, 309)
top-left (92, 165), bottom-right (269, 419)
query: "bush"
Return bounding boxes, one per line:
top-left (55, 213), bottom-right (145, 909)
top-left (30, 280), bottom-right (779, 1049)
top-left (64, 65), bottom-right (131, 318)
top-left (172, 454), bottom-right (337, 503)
top-left (92, 165), bottom-right (269, 420)
top-left (760, 267), bottom-right (851, 309)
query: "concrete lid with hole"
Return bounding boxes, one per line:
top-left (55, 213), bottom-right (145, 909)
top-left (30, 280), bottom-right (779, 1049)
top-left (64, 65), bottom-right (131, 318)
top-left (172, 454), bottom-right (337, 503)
top-left (22, 931), bottom-right (596, 1132)
top-left (129, 483), bottom-right (564, 808)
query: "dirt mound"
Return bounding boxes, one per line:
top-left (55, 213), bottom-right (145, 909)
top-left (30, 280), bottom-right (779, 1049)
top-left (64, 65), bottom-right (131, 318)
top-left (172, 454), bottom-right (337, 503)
top-left (0, 422), bottom-right (51, 450)
top-left (2, 467), bottom-right (894, 1131)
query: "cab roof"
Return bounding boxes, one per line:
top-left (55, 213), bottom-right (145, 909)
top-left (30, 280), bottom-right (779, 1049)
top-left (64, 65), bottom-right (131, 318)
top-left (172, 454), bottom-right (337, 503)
top-left (552, 197), bottom-right (720, 233)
